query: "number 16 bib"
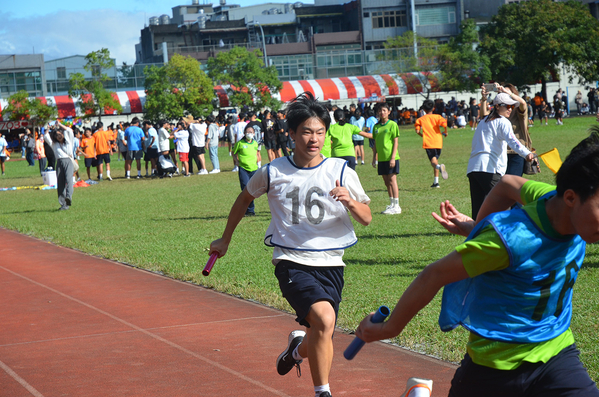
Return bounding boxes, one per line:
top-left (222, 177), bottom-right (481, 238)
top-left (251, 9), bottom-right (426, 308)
top-left (264, 156), bottom-right (357, 251)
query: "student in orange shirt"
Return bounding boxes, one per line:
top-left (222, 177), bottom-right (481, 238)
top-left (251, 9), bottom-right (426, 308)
top-left (80, 128), bottom-right (96, 181)
top-left (415, 99), bottom-right (449, 188)
top-left (402, 109), bottom-right (411, 125)
top-left (93, 121), bottom-right (113, 181)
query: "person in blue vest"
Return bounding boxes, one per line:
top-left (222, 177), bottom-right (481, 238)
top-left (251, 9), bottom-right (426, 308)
top-left (356, 128), bottom-right (599, 397)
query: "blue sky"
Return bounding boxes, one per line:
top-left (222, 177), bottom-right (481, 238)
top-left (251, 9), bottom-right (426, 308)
top-left (0, 0), bottom-right (311, 65)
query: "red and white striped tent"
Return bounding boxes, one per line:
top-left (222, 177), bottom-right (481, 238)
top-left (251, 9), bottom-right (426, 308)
top-left (0, 72), bottom-right (438, 120)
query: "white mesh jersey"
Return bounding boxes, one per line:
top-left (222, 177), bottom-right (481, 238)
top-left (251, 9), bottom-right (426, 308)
top-left (246, 155), bottom-right (370, 267)
top-left (265, 156), bottom-right (357, 251)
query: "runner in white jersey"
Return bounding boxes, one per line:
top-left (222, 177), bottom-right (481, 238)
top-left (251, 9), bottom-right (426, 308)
top-left (210, 92), bottom-right (371, 397)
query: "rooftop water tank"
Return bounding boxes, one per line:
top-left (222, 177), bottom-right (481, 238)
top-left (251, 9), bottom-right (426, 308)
top-left (149, 16), bottom-right (159, 25)
top-left (294, 2), bottom-right (303, 8)
top-left (198, 12), bottom-right (207, 28)
top-left (160, 14), bottom-right (170, 25)
top-left (192, 0), bottom-right (199, 5)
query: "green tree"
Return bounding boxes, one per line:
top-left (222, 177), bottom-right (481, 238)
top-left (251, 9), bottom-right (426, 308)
top-left (117, 62), bottom-right (136, 88)
top-left (382, 31), bottom-right (442, 99)
top-left (438, 19), bottom-right (491, 93)
top-left (144, 54), bottom-right (214, 122)
top-left (207, 47), bottom-right (282, 111)
top-left (68, 48), bottom-right (122, 120)
top-left (2, 90), bottom-right (57, 127)
top-left (479, 0), bottom-right (599, 100)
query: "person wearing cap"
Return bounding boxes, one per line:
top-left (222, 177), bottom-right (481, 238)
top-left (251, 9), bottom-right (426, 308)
top-left (467, 92), bottom-right (535, 220)
top-left (481, 83), bottom-right (533, 177)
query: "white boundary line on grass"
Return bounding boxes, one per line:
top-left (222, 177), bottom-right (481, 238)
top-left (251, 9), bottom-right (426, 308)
top-left (0, 359), bottom-right (45, 397)
top-left (0, 265), bottom-right (291, 397)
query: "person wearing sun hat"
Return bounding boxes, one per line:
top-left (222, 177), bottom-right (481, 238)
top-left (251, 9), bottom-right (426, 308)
top-left (481, 83), bottom-right (533, 177)
top-left (466, 92), bottom-right (535, 219)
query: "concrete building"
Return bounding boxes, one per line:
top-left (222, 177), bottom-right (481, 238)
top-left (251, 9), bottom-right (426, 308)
top-left (0, 54), bottom-right (46, 99)
top-left (358, 0), bottom-right (462, 50)
top-left (136, 0), bottom-right (362, 80)
top-left (44, 55), bottom-right (118, 95)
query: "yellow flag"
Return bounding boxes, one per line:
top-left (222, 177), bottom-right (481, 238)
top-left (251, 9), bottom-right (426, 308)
top-left (539, 148), bottom-right (562, 174)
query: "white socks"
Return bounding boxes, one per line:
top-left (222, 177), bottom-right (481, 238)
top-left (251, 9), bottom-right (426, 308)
top-left (314, 384), bottom-right (330, 397)
top-left (434, 177), bottom-right (439, 184)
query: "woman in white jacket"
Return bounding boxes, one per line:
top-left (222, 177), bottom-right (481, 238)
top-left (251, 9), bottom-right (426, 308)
top-left (467, 92), bottom-right (534, 219)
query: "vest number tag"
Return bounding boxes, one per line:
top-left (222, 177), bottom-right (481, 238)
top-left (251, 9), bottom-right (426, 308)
top-left (286, 186), bottom-right (326, 225)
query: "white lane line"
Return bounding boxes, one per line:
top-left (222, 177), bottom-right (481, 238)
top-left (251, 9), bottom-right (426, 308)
top-left (0, 359), bottom-right (45, 397)
top-left (0, 314), bottom-right (287, 348)
top-left (0, 265), bottom-right (290, 397)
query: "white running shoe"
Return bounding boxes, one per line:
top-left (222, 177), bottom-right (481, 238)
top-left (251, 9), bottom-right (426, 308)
top-left (209, 169), bottom-right (220, 174)
top-left (382, 205), bottom-right (401, 215)
top-left (440, 164), bottom-right (448, 180)
top-left (231, 166), bottom-right (239, 172)
top-left (400, 377), bottom-right (433, 397)
top-left (198, 169), bottom-right (208, 175)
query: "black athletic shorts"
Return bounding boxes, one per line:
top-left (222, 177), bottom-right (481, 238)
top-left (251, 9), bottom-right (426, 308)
top-left (96, 153), bottom-right (111, 164)
top-left (146, 148), bottom-right (159, 159)
top-left (84, 158), bottom-right (94, 168)
top-left (264, 139), bottom-right (277, 150)
top-left (353, 139), bottom-right (364, 146)
top-left (425, 148), bottom-right (442, 161)
top-left (275, 260), bottom-right (344, 328)
top-left (449, 344), bottom-right (599, 397)
top-left (378, 160), bottom-right (400, 175)
top-left (336, 155), bottom-right (356, 170)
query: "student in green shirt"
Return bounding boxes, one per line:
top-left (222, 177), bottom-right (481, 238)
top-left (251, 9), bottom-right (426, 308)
top-left (233, 125), bottom-right (259, 216)
top-left (356, 129), bottom-right (599, 397)
top-left (360, 103), bottom-right (401, 215)
top-left (326, 109), bottom-right (362, 169)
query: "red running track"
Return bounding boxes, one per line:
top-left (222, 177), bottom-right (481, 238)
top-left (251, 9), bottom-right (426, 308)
top-left (0, 228), bottom-right (457, 396)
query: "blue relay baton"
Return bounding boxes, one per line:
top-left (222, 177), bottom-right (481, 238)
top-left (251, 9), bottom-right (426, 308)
top-left (344, 305), bottom-right (390, 360)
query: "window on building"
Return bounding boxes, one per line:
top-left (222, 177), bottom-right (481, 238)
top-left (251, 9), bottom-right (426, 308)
top-left (371, 10), bottom-right (407, 29)
top-left (416, 6), bottom-right (457, 26)
top-left (57, 67), bottom-right (66, 80)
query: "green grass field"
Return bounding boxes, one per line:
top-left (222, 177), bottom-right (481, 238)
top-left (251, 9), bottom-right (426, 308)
top-left (1, 115), bottom-right (598, 381)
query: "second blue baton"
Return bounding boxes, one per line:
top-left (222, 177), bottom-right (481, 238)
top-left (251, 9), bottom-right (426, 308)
top-left (344, 305), bottom-right (390, 360)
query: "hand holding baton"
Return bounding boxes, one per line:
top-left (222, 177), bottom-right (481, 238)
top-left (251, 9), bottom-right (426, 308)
top-left (202, 253), bottom-right (218, 276)
top-left (343, 305), bottom-right (390, 360)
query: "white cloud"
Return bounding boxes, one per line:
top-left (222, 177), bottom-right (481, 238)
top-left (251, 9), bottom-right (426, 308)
top-left (0, 9), bottom-right (145, 65)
